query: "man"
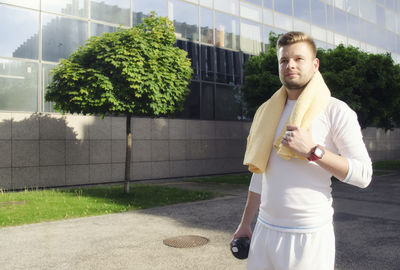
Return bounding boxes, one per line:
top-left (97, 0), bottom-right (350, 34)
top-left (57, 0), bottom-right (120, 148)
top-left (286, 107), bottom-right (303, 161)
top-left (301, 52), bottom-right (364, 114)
top-left (232, 32), bottom-right (372, 270)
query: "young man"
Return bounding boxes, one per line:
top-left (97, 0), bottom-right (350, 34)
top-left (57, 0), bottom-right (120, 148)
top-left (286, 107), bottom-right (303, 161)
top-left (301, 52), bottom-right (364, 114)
top-left (232, 32), bottom-right (372, 270)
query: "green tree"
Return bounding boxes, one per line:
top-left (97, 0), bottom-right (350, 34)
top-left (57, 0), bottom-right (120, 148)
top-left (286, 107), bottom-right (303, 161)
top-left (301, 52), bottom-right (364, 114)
top-left (241, 33), bottom-right (400, 130)
top-left (45, 14), bottom-right (193, 193)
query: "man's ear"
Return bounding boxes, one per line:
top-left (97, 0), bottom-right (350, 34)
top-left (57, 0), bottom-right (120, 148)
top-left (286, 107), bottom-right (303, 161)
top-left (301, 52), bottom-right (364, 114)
top-left (313, 57), bottom-right (320, 71)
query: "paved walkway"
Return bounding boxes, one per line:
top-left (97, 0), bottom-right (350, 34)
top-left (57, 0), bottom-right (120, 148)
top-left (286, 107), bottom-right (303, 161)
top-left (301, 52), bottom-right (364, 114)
top-left (0, 173), bottom-right (399, 270)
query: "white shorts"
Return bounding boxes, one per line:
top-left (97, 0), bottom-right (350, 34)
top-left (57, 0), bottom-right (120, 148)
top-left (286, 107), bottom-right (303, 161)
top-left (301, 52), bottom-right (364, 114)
top-left (247, 220), bottom-right (335, 270)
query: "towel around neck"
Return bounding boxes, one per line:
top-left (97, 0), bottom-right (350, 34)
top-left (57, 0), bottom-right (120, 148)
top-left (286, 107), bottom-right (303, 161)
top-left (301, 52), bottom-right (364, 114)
top-left (243, 71), bottom-right (331, 174)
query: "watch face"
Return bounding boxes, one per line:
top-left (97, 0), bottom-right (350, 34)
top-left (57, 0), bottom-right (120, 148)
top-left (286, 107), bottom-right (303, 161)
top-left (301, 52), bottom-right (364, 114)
top-left (315, 147), bottom-right (323, 158)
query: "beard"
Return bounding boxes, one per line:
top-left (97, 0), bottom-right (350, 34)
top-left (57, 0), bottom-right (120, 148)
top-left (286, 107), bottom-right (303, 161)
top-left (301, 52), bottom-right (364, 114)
top-left (280, 73), bottom-right (313, 91)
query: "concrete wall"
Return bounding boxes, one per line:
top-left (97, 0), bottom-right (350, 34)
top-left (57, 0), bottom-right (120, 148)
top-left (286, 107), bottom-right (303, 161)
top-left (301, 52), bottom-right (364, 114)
top-left (1, 113), bottom-right (399, 190)
top-left (0, 113), bottom-right (250, 190)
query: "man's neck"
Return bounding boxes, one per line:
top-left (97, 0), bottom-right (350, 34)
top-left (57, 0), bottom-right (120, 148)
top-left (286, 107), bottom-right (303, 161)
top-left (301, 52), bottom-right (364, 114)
top-left (286, 88), bottom-right (303, 100)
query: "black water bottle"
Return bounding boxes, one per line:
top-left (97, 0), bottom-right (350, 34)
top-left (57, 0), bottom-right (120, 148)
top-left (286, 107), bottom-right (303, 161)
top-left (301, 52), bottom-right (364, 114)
top-left (231, 237), bottom-right (250, 260)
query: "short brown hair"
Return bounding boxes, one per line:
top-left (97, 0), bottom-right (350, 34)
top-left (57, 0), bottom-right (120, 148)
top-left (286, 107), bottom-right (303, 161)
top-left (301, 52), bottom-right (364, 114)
top-left (276, 31), bottom-right (317, 57)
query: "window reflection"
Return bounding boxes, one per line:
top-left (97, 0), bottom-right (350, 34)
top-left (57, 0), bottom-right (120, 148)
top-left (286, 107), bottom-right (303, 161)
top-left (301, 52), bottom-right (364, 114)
top-left (176, 82), bottom-right (200, 119)
top-left (311, 0), bottom-right (326, 27)
top-left (201, 45), bottom-right (215, 81)
top-left (214, 0), bottom-right (238, 15)
top-left (201, 83), bottom-right (215, 120)
top-left (347, 14), bottom-right (360, 41)
top-left (42, 0), bottom-right (88, 17)
top-left (0, 6), bottom-right (39, 59)
top-left (0, 0), bottom-right (39, 9)
top-left (274, 0), bottom-right (292, 16)
top-left (42, 63), bottom-right (56, 112)
top-left (215, 11), bottom-right (240, 50)
top-left (133, 0), bottom-right (167, 25)
top-left (215, 84), bottom-right (242, 120)
top-left (200, 0), bottom-right (213, 7)
top-left (334, 8), bottom-right (347, 36)
top-left (91, 0), bottom-right (130, 26)
top-left (91, 23), bottom-right (117, 37)
top-left (42, 14), bottom-right (88, 62)
top-left (0, 59), bottom-right (37, 112)
top-left (240, 20), bottom-right (262, 55)
top-left (169, 0), bottom-right (199, 41)
top-left (359, 0), bottom-right (376, 23)
top-left (240, 2), bottom-right (262, 22)
top-left (176, 40), bottom-right (200, 80)
top-left (264, 0), bottom-right (273, 9)
top-left (346, 0), bottom-right (358, 16)
top-left (200, 7), bottom-right (213, 45)
top-left (293, 0), bottom-right (310, 22)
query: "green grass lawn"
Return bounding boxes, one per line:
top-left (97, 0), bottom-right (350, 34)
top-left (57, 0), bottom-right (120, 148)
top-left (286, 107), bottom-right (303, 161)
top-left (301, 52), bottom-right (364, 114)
top-left (0, 184), bottom-right (214, 228)
top-left (188, 173), bottom-right (252, 185)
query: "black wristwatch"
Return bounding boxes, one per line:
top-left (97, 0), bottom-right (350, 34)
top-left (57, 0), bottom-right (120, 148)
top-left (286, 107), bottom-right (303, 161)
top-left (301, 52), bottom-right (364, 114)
top-left (307, 145), bottom-right (325, 161)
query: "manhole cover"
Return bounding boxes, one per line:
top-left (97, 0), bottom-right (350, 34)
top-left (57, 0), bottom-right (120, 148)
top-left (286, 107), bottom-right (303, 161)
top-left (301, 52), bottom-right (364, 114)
top-left (163, 235), bottom-right (209, 248)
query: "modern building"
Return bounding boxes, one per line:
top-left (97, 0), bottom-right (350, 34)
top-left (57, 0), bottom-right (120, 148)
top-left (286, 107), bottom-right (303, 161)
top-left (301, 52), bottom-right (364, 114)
top-left (1, 0), bottom-right (400, 190)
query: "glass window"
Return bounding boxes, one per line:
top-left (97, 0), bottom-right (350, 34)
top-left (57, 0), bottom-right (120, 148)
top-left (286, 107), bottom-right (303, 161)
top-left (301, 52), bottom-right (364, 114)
top-left (168, 0), bottom-right (199, 41)
top-left (334, 0), bottom-right (345, 10)
top-left (326, 4), bottom-right (334, 30)
top-left (215, 84), bottom-right (242, 120)
top-left (0, 6), bottom-right (39, 59)
top-left (240, 1), bottom-right (262, 22)
top-left (311, 25), bottom-right (326, 42)
top-left (215, 11), bottom-right (240, 50)
top-left (90, 23), bottom-right (117, 37)
top-left (214, 0), bottom-right (239, 15)
top-left (376, 0), bottom-right (384, 5)
top-left (293, 18), bottom-right (310, 34)
top-left (200, 7), bottom-right (213, 45)
top-left (201, 83), bottom-right (214, 120)
top-left (0, 0), bottom-right (39, 9)
top-left (334, 8), bottom-right (347, 36)
top-left (274, 12), bottom-right (293, 31)
top-left (176, 82), bottom-right (200, 119)
top-left (133, 0), bottom-right (167, 25)
top-left (264, 0), bottom-right (273, 9)
top-left (42, 14), bottom-right (88, 62)
top-left (311, 0), bottom-right (326, 27)
top-left (274, 0), bottom-right (292, 16)
top-left (347, 14), bottom-right (360, 41)
top-left (376, 5), bottom-right (385, 27)
top-left (346, 0), bottom-right (358, 16)
top-left (0, 59), bottom-right (38, 112)
top-left (201, 45), bottom-right (215, 81)
top-left (200, 0), bottom-right (213, 8)
top-left (359, 0), bottom-right (376, 23)
top-left (42, 0), bottom-right (88, 17)
top-left (314, 40), bottom-right (327, 49)
top-left (264, 8), bottom-right (273, 26)
top-left (293, 0), bottom-right (310, 22)
top-left (263, 26), bottom-right (284, 50)
top-left (91, 0), bottom-right (130, 26)
top-left (386, 0), bottom-right (395, 10)
top-left (176, 40), bottom-right (200, 80)
top-left (42, 63), bottom-right (57, 112)
top-left (216, 47), bottom-right (228, 83)
top-left (385, 9), bottom-right (396, 32)
top-left (240, 20), bottom-right (262, 55)
top-left (243, 0), bottom-right (262, 6)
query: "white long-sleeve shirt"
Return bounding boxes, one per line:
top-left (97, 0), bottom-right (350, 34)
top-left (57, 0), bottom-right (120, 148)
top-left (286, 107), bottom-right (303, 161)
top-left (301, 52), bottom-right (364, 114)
top-left (249, 97), bottom-right (372, 233)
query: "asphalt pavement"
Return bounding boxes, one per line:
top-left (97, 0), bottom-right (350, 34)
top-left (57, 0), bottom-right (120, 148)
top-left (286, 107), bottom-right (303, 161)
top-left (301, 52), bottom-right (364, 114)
top-left (0, 172), bottom-right (399, 270)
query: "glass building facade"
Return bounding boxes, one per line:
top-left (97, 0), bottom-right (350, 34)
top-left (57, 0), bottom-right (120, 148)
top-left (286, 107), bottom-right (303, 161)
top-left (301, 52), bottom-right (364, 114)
top-left (1, 0), bottom-right (400, 120)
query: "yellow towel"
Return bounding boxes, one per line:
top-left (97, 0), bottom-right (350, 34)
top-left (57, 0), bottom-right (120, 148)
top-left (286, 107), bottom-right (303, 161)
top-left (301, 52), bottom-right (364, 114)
top-left (243, 71), bottom-right (331, 174)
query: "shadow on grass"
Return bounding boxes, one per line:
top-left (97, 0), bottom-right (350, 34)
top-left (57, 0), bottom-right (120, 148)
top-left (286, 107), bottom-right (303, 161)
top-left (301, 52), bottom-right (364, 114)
top-left (58, 184), bottom-right (216, 210)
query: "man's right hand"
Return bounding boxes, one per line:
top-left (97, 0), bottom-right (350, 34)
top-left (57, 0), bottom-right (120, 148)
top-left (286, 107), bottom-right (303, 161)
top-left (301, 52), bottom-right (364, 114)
top-left (231, 223), bottom-right (253, 246)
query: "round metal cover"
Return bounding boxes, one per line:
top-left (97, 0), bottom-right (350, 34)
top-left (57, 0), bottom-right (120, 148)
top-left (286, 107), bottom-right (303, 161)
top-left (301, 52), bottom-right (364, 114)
top-left (163, 235), bottom-right (209, 248)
